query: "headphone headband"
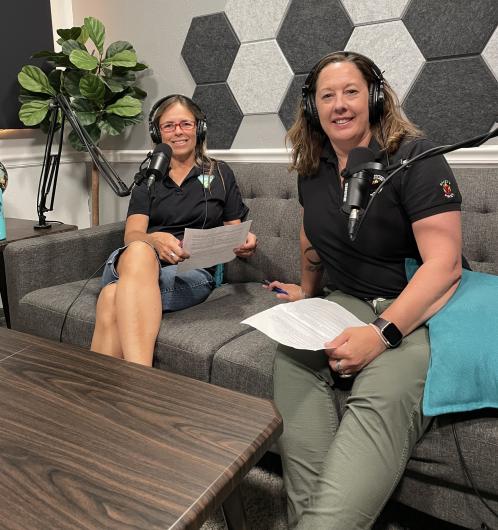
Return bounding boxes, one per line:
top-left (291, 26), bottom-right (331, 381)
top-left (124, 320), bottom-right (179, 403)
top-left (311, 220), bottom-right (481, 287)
top-left (302, 51), bottom-right (385, 128)
top-left (148, 94), bottom-right (207, 145)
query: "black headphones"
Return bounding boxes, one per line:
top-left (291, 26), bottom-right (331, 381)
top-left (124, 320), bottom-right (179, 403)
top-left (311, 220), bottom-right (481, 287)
top-left (148, 94), bottom-right (208, 145)
top-left (302, 51), bottom-right (385, 129)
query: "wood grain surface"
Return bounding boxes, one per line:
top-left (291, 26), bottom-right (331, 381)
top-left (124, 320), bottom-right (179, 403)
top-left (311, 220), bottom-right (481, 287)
top-left (0, 328), bottom-right (282, 529)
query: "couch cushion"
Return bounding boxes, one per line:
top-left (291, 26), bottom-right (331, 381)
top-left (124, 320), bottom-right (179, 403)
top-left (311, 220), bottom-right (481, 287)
top-left (225, 163), bottom-right (301, 284)
top-left (395, 410), bottom-right (498, 528)
top-left (18, 280), bottom-right (285, 382)
top-left (153, 283), bottom-right (285, 381)
top-left (211, 330), bottom-right (279, 398)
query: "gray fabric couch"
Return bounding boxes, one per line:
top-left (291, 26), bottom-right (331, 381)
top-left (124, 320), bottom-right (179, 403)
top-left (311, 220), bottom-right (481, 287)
top-left (5, 163), bottom-right (498, 529)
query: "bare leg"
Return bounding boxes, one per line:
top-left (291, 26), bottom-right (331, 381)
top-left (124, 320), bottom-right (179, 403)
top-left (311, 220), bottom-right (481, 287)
top-left (91, 283), bottom-right (123, 359)
top-left (115, 241), bottom-right (162, 366)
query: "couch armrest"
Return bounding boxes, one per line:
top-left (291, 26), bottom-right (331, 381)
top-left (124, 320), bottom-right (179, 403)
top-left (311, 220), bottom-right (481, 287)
top-left (5, 221), bottom-right (124, 325)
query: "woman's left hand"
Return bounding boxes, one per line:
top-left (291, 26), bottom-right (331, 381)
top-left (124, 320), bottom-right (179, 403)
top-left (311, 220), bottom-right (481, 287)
top-left (324, 325), bottom-right (387, 377)
top-left (234, 231), bottom-right (257, 258)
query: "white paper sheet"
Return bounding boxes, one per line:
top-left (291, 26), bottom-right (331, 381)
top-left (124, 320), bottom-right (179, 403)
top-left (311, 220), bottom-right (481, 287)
top-left (241, 298), bottom-right (365, 350)
top-left (176, 220), bottom-right (252, 273)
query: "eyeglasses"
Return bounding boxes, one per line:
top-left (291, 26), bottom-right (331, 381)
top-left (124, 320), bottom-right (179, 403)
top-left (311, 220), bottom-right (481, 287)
top-left (159, 120), bottom-right (196, 133)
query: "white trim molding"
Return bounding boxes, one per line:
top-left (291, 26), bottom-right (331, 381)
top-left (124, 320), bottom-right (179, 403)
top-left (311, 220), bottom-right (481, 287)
top-left (103, 145), bottom-right (498, 167)
top-left (3, 145), bottom-right (498, 169)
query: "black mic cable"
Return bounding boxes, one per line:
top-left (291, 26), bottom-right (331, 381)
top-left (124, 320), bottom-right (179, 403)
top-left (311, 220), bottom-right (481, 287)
top-left (350, 126), bottom-right (498, 241)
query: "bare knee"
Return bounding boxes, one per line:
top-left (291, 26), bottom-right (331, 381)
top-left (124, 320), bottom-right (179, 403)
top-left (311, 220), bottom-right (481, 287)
top-left (117, 241), bottom-right (159, 279)
top-left (95, 283), bottom-right (118, 329)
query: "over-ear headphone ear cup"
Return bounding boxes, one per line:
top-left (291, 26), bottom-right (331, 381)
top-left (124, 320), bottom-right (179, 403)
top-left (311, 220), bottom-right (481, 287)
top-left (368, 80), bottom-right (385, 125)
top-left (149, 121), bottom-right (162, 144)
top-left (302, 88), bottom-right (321, 130)
top-left (196, 119), bottom-right (207, 145)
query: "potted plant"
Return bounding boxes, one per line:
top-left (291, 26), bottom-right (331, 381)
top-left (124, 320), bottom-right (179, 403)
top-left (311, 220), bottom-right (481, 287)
top-left (17, 16), bottom-right (148, 150)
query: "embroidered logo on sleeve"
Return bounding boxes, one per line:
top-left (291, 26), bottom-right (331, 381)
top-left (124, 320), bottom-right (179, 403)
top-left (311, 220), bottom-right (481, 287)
top-left (440, 179), bottom-right (455, 199)
top-left (198, 174), bottom-right (215, 188)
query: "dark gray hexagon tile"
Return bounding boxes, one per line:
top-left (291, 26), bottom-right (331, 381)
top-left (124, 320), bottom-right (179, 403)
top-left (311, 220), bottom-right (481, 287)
top-left (403, 57), bottom-right (498, 144)
top-left (279, 74), bottom-right (308, 130)
top-left (181, 12), bottom-right (240, 84)
top-left (403, 0), bottom-right (498, 59)
top-left (192, 83), bottom-right (243, 149)
top-left (277, 0), bottom-right (353, 74)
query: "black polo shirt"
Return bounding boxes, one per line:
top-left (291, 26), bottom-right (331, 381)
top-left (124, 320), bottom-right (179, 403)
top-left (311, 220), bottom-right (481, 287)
top-left (127, 161), bottom-right (249, 239)
top-left (298, 137), bottom-right (462, 299)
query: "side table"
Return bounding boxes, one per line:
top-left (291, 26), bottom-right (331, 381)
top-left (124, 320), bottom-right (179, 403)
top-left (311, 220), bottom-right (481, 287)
top-left (0, 218), bottom-right (77, 328)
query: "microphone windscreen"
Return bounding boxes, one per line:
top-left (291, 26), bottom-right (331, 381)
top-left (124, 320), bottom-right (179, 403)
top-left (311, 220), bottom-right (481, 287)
top-left (153, 142), bottom-right (173, 158)
top-left (345, 147), bottom-right (376, 172)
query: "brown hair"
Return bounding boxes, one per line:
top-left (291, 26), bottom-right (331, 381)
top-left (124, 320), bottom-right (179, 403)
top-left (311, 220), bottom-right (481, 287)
top-left (287, 51), bottom-right (423, 175)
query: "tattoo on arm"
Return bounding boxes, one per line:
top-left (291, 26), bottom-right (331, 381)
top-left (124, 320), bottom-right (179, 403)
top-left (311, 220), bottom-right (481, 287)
top-left (304, 246), bottom-right (324, 272)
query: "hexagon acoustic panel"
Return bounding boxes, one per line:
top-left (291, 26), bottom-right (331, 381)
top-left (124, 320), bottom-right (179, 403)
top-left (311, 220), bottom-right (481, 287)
top-left (341, 0), bottom-right (411, 24)
top-left (180, 1), bottom-right (498, 148)
top-left (279, 74), bottom-right (308, 131)
top-left (403, 0), bottom-right (498, 59)
top-left (181, 13), bottom-right (240, 84)
top-left (277, 0), bottom-right (353, 74)
top-left (403, 57), bottom-right (498, 144)
top-left (228, 41), bottom-right (293, 114)
top-left (192, 84), bottom-right (243, 150)
top-left (225, 0), bottom-right (291, 42)
top-left (345, 20), bottom-right (425, 102)
top-left (483, 26), bottom-right (498, 80)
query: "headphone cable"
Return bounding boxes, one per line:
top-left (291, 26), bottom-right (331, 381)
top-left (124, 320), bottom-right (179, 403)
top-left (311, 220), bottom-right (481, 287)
top-left (58, 260), bottom-right (107, 343)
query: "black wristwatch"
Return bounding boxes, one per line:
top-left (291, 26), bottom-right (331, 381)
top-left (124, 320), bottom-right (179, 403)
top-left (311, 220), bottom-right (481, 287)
top-left (371, 317), bottom-right (403, 348)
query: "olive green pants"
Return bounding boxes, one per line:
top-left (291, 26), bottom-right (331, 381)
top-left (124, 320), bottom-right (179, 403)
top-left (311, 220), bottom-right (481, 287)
top-left (273, 291), bottom-right (431, 530)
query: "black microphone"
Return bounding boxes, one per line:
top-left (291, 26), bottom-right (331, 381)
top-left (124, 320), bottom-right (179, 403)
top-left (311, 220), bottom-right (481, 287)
top-left (145, 143), bottom-right (172, 190)
top-left (341, 147), bottom-right (384, 241)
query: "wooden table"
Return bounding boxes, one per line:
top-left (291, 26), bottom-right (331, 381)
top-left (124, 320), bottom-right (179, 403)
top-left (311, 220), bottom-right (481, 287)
top-left (0, 328), bottom-right (283, 529)
top-left (0, 218), bottom-right (77, 327)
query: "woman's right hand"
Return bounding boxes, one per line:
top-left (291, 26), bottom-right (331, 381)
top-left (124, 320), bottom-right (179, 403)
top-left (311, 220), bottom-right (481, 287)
top-left (263, 281), bottom-right (309, 301)
top-left (149, 232), bottom-right (189, 264)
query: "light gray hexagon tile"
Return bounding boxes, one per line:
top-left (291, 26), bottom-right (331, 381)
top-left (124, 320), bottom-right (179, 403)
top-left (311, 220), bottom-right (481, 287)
top-left (227, 41), bottom-right (294, 114)
top-left (483, 26), bottom-right (498, 82)
top-left (345, 20), bottom-right (425, 102)
top-left (231, 115), bottom-right (288, 148)
top-left (225, 0), bottom-right (291, 42)
top-left (341, 0), bottom-right (411, 24)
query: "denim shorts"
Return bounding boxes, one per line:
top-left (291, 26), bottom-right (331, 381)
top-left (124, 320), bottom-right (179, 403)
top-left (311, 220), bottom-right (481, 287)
top-left (101, 244), bottom-right (215, 312)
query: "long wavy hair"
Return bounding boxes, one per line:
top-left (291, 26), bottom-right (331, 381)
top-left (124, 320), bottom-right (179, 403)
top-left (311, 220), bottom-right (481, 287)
top-left (152, 95), bottom-right (212, 170)
top-left (287, 51), bottom-right (423, 176)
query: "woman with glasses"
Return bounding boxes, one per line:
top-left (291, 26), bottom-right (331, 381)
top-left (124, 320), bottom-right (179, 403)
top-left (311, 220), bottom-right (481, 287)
top-left (91, 94), bottom-right (256, 366)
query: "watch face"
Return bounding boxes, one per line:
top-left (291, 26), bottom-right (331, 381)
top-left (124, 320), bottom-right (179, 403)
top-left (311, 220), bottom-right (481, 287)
top-left (383, 322), bottom-right (402, 347)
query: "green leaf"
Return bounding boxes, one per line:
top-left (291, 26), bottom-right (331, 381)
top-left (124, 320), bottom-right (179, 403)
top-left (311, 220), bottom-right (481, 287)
top-left (79, 73), bottom-right (106, 102)
top-left (18, 65), bottom-right (56, 96)
top-left (105, 41), bottom-right (132, 59)
top-left (105, 95), bottom-right (141, 117)
top-left (130, 62), bottom-right (148, 72)
top-left (74, 107), bottom-right (98, 126)
top-left (98, 114), bottom-right (127, 136)
top-left (69, 49), bottom-right (99, 70)
top-left (102, 49), bottom-right (137, 68)
top-left (62, 70), bottom-right (84, 97)
top-left (57, 27), bottom-right (82, 41)
top-left (107, 70), bottom-right (136, 87)
top-left (18, 88), bottom-right (50, 103)
top-left (48, 69), bottom-right (63, 92)
top-left (128, 86), bottom-right (147, 100)
top-left (19, 100), bottom-right (51, 126)
top-left (102, 76), bottom-right (124, 93)
top-left (62, 39), bottom-right (86, 56)
top-left (68, 123), bottom-right (102, 150)
top-left (84, 17), bottom-right (105, 55)
top-left (77, 25), bottom-right (89, 45)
